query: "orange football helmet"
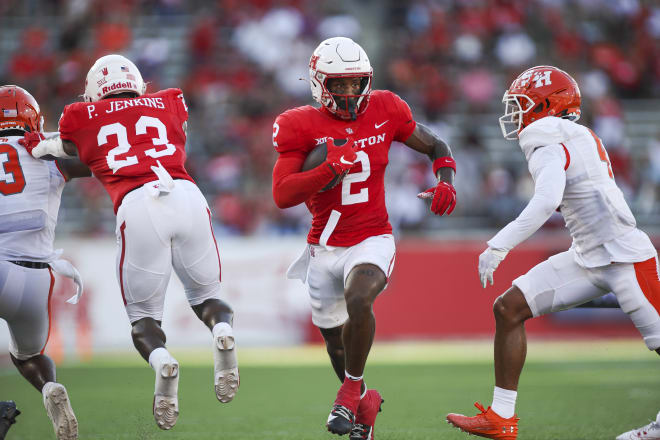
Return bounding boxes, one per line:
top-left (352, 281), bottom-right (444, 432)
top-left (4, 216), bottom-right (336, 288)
top-left (499, 66), bottom-right (581, 139)
top-left (0, 85), bottom-right (43, 133)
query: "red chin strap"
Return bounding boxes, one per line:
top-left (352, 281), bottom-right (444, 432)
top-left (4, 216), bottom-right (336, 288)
top-left (432, 156), bottom-right (456, 176)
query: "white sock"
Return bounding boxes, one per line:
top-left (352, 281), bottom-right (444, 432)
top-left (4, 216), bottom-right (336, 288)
top-left (345, 371), bottom-right (363, 382)
top-left (212, 322), bottom-right (233, 339)
top-left (360, 383), bottom-right (368, 400)
top-left (491, 386), bottom-right (517, 419)
top-left (41, 381), bottom-right (55, 394)
top-left (148, 347), bottom-right (172, 371)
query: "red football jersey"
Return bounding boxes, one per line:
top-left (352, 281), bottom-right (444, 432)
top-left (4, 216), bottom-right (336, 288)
top-left (273, 90), bottom-right (416, 247)
top-left (58, 88), bottom-right (195, 212)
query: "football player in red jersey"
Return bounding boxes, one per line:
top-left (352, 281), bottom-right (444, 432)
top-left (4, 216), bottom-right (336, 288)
top-left (272, 37), bottom-right (457, 438)
top-left (21, 55), bottom-right (239, 430)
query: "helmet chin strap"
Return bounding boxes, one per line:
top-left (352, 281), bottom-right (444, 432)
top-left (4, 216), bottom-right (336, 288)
top-left (348, 97), bottom-right (357, 121)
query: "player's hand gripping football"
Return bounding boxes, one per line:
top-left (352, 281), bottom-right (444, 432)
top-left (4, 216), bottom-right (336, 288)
top-left (478, 247), bottom-right (509, 288)
top-left (18, 131), bottom-right (45, 157)
top-left (417, 181), bottom-right (457, 216)
top-left (325, 137), bottom-right (359, 180)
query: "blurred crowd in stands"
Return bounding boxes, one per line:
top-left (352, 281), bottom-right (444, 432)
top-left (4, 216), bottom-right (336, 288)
top-left (1, 0), bottom-right (659, 237)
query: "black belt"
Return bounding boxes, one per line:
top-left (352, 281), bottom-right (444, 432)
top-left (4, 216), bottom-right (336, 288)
top-left (8, 260), bottom-right (50, 269)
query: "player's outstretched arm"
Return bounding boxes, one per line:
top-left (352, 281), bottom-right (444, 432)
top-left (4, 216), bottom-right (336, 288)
top-left (479, 146), bottom-right (567, 287)
top-left (405, 123), bottom-right (457, 216)
top-left (19, 132), bottom-right (78, 159)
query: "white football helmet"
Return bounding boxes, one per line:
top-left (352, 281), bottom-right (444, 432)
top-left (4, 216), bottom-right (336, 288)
top-left (83, 54), bottom-right (146, 102)
top-left (309, 37), bottom-right (373, 120)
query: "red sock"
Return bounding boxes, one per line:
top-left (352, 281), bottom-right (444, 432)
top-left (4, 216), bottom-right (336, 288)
top-left (342, 376), bottom-right (363, 395)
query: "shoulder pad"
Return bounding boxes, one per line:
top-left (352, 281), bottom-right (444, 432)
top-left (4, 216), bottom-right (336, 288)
top-left (273, 106), bottom-right (317, 154)
top-left (519, 117), bottom-right (574, 161)
top-left (149, 88), bottom-right (183, 98)
top-left (58, 103), bottom-right (83, 135)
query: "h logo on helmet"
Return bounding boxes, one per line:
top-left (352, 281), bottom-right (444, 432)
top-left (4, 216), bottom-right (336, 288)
top-left (532, 71), bottom-right (552, 88)
top-left (309, 55), bottom-right (320, 70)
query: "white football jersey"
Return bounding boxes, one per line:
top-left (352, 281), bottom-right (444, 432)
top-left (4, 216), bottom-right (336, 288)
top-left (0, 136), bottom-right (65, 262)
top-left (518, 117), bottom-right (655, 267)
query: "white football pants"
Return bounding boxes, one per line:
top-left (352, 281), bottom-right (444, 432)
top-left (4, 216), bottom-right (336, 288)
top-left (514, 249), bottom-right (660, 350)
top-left (0, 260), bottom-right (54, 360)
top-left (115, 179), bottom-right (222, 323)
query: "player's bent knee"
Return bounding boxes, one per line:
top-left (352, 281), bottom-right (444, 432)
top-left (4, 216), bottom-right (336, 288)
top-left (493, 287), bottom-right (533, 325)
top-left (131, 317), bottom-right (164, 339)
top-left (345, 291), bottom-right (373, 317)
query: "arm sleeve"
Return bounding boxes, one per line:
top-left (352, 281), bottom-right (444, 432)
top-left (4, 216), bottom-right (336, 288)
top-left (272, 151), bottom-right (336, 209)
top-left (388, 91), bottom-right (417, 142)
top-left (487, 145), bottom-right (567, 251)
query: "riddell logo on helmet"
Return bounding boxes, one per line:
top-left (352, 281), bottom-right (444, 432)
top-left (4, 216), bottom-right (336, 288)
top-left (102, 82), bottom-right (136, 95)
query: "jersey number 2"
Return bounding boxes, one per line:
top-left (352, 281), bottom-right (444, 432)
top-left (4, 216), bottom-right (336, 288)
top-left (341, 150), bottom-right (370, 205)
top-left (98, 116), bottom-right (176, 173)
top-left (0, 143), bottom-right (26, 195)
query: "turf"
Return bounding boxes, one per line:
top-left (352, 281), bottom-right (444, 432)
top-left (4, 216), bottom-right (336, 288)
top-left (1, 354), bottom-right (658, 439)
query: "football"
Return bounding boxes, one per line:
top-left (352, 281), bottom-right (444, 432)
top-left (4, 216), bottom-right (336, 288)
top-left (301, 138), bottom-right (348, 191)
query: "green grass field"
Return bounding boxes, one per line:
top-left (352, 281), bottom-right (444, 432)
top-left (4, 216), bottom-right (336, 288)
top-left (1, 340), bottom-right (658, 439)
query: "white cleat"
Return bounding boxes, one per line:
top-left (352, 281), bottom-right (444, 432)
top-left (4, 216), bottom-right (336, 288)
top-left (153, 358), bottom-right (179, 430)
top-left (42, 382), bottom-right (78, 440)
top-left (214, 333), bottom-right (239, 403)
top-left (616, 420), bottom-right (660, 440)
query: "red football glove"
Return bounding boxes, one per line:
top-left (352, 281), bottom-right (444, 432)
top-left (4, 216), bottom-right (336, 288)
top-left (417, 181), bottom-right (457, 216)
top-left (18, 131), bottom-right (45, 156)
top-left (325, 137), bottom-right (359, 178)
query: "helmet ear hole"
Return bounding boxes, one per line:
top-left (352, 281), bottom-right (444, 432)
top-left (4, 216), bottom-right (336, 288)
top-left (533, 103), bottom-right (544, 113)
top-left (360, 76), bottom-right (369, 93)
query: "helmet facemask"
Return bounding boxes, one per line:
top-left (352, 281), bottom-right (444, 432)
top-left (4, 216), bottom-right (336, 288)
top-left (499, 93), bottom-right (535, 140)
top-left (324, 75), bottom-right (371, 121)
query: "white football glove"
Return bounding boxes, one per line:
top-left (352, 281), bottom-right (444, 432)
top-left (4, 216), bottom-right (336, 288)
top-left (478, 247), bottom-right (509, 288)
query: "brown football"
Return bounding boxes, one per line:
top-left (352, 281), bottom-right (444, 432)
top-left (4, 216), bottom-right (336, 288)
top-left (301, 138), bottom-right (347, 191)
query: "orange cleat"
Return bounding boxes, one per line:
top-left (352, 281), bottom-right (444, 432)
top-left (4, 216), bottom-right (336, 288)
top-left (446, 402), bottom-right (519, 440)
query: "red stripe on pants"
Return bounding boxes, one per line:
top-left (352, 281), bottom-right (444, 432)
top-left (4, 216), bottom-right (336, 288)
top-left (633, 257), bottom-right (660, 316)
top-left (386, 253), bottom-right (396, 283)
top-left (206, 208), bottom-right (222, 282)
top-left (40, 267), bottom-right (56, 355)
top-left (119, 221), bottom-right (128, 305)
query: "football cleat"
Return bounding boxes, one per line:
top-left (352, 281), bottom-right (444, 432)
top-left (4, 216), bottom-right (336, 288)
top-left (328, 404), bottom-right (357, 436)
top-left (350, 390), bottom-right (384, 440)
top-left (327, 381), bottom-right (361, 435)
top-left (153, 357), bottom-right (179, 430)
top-left (616, 418), bottom-right (660, 440)
top-left (42, 382), bottom-right (78, 440)
top-left (214, 331), bottom-right (239, 403)
top-left (0, 400), bottom-right (20, 439)
top-left (447, 402), bottom-right (519, 440)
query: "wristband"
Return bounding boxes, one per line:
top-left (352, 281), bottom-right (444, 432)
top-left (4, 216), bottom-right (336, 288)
top-left (432, 156), bottom-right (456, 176)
